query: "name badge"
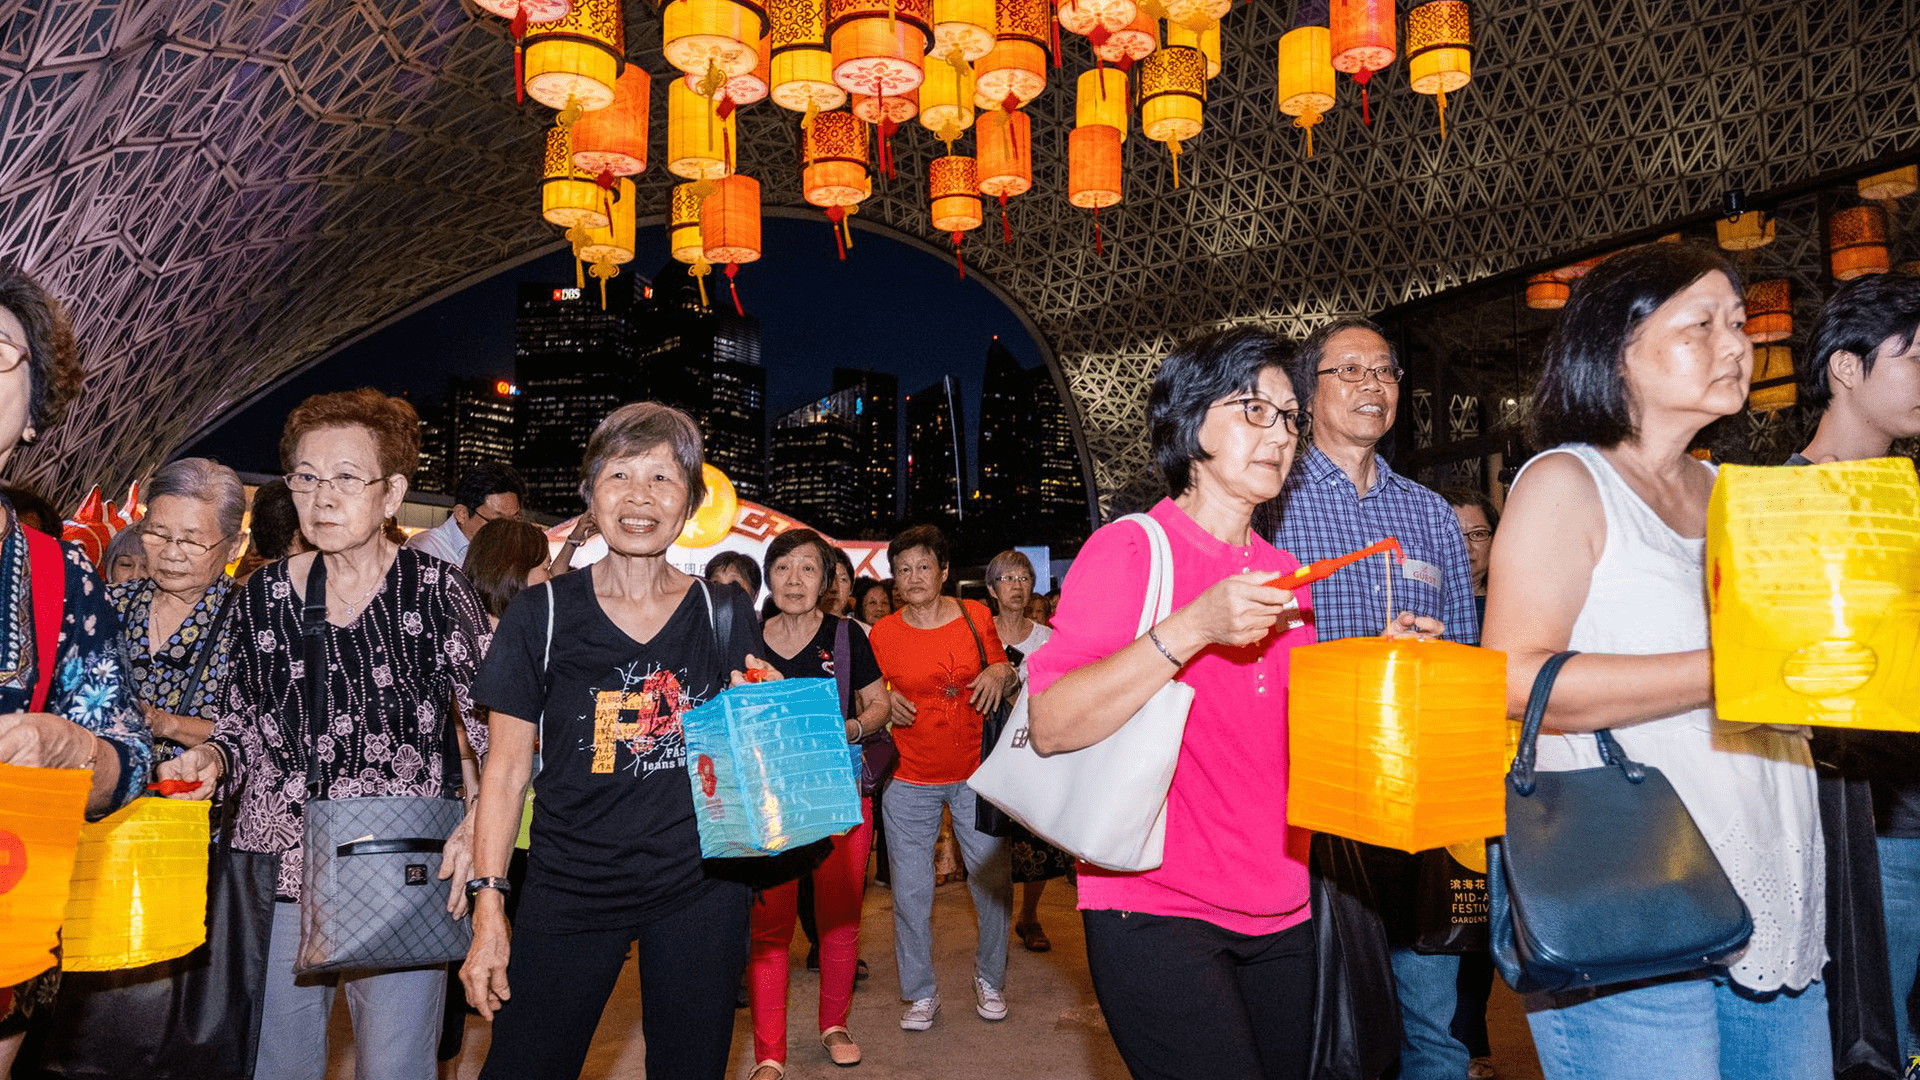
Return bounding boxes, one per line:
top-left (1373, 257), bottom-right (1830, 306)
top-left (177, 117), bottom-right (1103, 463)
top-left (1402, 558), bottom-right (1442, 590)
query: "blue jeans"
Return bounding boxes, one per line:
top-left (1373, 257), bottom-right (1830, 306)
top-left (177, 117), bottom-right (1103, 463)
top-left (1385, 947), bottom-right (1469, 1080)
top-left (881, 779), bottom-right (1011, 1002)
top-left (1881, 836), bottom-right (1920, 1063)
top-left (1525, 973), bottom-right (1830, 1079)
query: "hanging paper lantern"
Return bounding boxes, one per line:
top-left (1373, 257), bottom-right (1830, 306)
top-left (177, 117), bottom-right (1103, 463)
top-left (1525, 273), bottom-right (1569, 310)
top-left (1748, 345), bottom-right (1797, 413)
top-left (543, 126), bottom-right (611, 229)
top-left (0, 762), bottom-right (91, 986)
top-left (702, 174), bottom-right (762, 315)
top-left (1744, 279), bottom-right (1792, 344)
top-left (1831, 205), bottom-right (1890, 281)
top-left (770, 0), bottom-right (849, 111)
top-left (571, 66), bottom-right (651, 181)
top-left (1708, 459), bottom-right (1920, 732)
top-left (1163, 0), bottom-right (1230, 33)
top-left (920, 48), bottom-right (977, 136)
top-left (1330, 0), bottom-right (1394, 124)
top-left (1069, 123), bottom-right (1122, 254)
top-left (1076, 67), bottom-right (1128, 139)
top-left (1276, 26), bottom-right (1334, 157)
top-left (828, 0), bottom-right (935, 98)
top-left (1139, 44), bottom-right (1204, 185)
top-left (1287, 638), bottom-right (1510, 852)
top-left (1094, 9), bottom-right (1158, 65)
top-left (664, 0), bottom-right (767, 78)
top-left (974, 0), bottom-right (1049, 109)
top-left (1165, 20), bottom-right (1220, 78)
top-left (977, 107), bottom-right (1031, 243)
top-left (933, 0), bottom-right (996, 60)
top-left (803, 110), bottom-right (871, 206)
top-left (473, 0), bottom-right (573, 105)
top-left (667, 78), bottom-right (737, 179)
top-left (1057, 0), bottom-right (1137, 36)
top-left (524, 0), bottom-right (625, 111)
top-left (61, 799), bottom-right (211, 972)
top-left (1858, 166), bottom-right (1919, 201)
top-left (670, 183), bottom-right (709, 264)
top-left (685, 29), bottom-right (773, 107)
top-left (853, 87), bottom-right (919, 123)
top-left (1406, 0), bottom-right (1471, 137)
top-left (930, 153), bottom-right (983, 275)
top-left (1716, 210), bottom-right (1775, 251)
top-left (1549, 254), bottom-right (1607, 282)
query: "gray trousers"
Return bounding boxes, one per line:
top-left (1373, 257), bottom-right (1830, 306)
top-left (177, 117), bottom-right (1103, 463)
top-left (252, 900), bottom-right (447, 1080)
top-left (881, 779), bottom-right (1012, 1002)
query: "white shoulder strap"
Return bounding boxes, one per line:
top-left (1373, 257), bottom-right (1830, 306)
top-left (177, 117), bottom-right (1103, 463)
top-left (1116, 513), bottom-right (1173, 637)
top-left (533, 580), bottom-right (555, 779)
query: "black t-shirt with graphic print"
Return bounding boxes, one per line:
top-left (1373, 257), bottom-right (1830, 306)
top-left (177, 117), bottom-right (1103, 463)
top-left (473, 570), bottom-right (762, 930)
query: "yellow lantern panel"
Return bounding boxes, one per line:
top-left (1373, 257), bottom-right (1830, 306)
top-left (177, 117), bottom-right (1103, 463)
top-left (1715, 210), bottom-right (1775, 251)
top-left (1068, 123), bottom-right (1122, 209)
top-left (524, 0), bottom-right (625, 110)
top-left (667, 79), bottom-right (738, 179)
top-left (770, 48), bottom-right (847, 111)
top-left (919, 53), bottom-right (977, 133)
top-left (0, 763), bottom-right (92, 986)
top-left (828, 0), bottom-right (935, 97)
top-left (1407, 0), bottom-right (1472, 95)
top-left (1276, 26), bottom-right (1335, 118)
top-left (1057, 0), bottom-right (1137, 36)
top-left (930, 155), bottom-right (984, 232)
top-left (670, 183), bottom-right (709, 263)
top-left (1076, 67), bottom-right (1129, 139)
top-left (933, 0), bottom-right (995, 60)
top-left (1139, 44), bottom-right (1205, 143)
top-left (992, 0), bottom-right (1051, 48)
top-left (1095, 10), bottom-right (1158, 62)
top-left (61, 799), bottom-right (211, 972)
top-left (1166, 20), bottom-right (1220, 78)
top-left (853, 88), bottom-right (919, 123)
top-left (702, 174), bottom-right (764, 264)
top-left (1708, 459), bottom-right (1920, 732)
top-left (1858, 165), bottom-right (1918, 201)
top-left (1831, 205), bottom-right (1890, 281)
top-left (475, 0), bottom-right (572, 18)
top-left (1748, 345), bottom-right (1797, 413)
top-left (972, 39), bottom-right (1046, 108)
top-left (575, 177), bottom-right (637, 264)
top-left (1525, 273), bottom-right (1568, 310)
top-left (543, 126), bottom-right (612, 229)
top-left (571, 66), bottom-right (651, 177)
top-left (769, 0), bottom-right (826, 49)
top-left (663, 0), bottom-right (769, 78)
top-left (1287, 638), bottom-right (1510, 853)
top-left (1164, 0), bottom-right (1230, 31)
top-left (975, 108), bottom-right (1032, 197)
top-left (683, 31), bottom-right (773, 106)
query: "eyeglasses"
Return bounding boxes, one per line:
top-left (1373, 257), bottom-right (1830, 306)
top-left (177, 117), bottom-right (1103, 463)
top-left (996, 574), bottom-right (1033, 585)
top-left (472, 505), bottom-right (522, 524)
top-left (1215, 398), bottom-right (1312, 436)
top-left (1461, 528), bottom-right (1493, 543)
top-left (1316, 363), bottom-right (1405, 385)
top-left (284, 472), bottom-right (390, 496)
top-left (139, 530), bottom-right (232, 557)
top-left (0, 334), bottom-right (26, 374)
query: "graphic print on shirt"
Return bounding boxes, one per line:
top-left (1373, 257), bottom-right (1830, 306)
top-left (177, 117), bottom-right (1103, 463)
top-left (587, 662), bottom-right (693, 775)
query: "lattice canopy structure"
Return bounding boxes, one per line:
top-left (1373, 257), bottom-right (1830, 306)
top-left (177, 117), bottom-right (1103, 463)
top-left (1, 0), bottom-right (1916, 511)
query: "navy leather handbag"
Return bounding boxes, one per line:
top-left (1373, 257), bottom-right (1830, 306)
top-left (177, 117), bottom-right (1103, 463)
top-left (1487, 650), bottom-right (1753, 994)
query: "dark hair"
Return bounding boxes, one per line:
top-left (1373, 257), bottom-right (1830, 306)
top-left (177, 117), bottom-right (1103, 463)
top-left (453, 462), bottom-right (529, 514)
top-left (0, 264), bottom-right (85, 432)
top-left (888, 523), bottom-right (949, 571)
top-left (763, 528), bottom-right (835, 588)
top-left (827, 543), bottom-right (854, 585)
top-left (1291, 317), bottom-right (1396, 410)
top-left (1530, 244), bottom-right (1741, 449)
top-left (1148, 327), bottom-right (1295, 497)
top-left (1802, 271), bottom-right (1920, 409)
top-left (280, 387), bottom-right (422, 480)
top-left (2, 485), bottom-right (60, 533)
top-left (580, 401), bottom-right (706, 511)
top-left (103, 525), bottom-right (147, 576)
top-left (705, 550), bottom-right (760, 595)
top-left (461, 518), bottom-right (548, 618)
top-left (1441, 487), bottom-right (1501, 531)
top-left (247, 478), bottom-right (303, 560)
top-left (851, 576), bottom-right (888, 614)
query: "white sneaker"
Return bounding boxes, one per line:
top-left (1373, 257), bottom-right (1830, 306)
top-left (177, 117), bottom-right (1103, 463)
top-left (900, 996), bottom-right (940, 1031)
top-left (974, 976), bottom-right (1008, 1021)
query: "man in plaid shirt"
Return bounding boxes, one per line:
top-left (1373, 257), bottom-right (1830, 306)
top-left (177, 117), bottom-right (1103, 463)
top-left (1273, 317), bottom-right (1480, 1080)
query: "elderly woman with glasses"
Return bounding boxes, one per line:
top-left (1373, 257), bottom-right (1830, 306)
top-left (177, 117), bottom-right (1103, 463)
top-left (160, 388), bottom-right (492, 1080)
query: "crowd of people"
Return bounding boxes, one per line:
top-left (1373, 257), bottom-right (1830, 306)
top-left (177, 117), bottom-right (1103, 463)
top-left (0, 247), bottom-right (1916, 1080)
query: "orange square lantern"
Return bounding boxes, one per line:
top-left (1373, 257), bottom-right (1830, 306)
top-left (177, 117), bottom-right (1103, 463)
top-left (930, 153), bottom-right (982, 274)
top-left (571, 66), bottom-right (651, 181)
top-left (0, 762), bottom-right (92, 986)
top-left (701, 174), bottom-right (762, 314)
top-left (1330, 0), bottom-right (1394, 123)
top-left (1287, 638), bottom-right (1509, 852)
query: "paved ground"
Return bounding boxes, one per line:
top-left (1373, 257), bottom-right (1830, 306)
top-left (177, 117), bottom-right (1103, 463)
top-left (326, 877), bottom-right (1546, 1080)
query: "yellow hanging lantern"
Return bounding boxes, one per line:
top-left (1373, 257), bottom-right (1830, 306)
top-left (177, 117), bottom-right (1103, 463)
top-left (474, 0), bottom-right (573, 106)
top-left (920, 48), bottom-right (977, 135)
top-left (663, 0), bottom-right (768, 78)
top-left (1165, 20), bottom-right (1220, 78)
top-left (1069, 123), bottom-right (1122, 254)
top-left (976, 107), bottom-right (1031, 243)
top-left (1057, 0), bottom-right (1137, 36)
top-left (702, 174), bottom-right (763, 315)
top-left (770, 0), bottom-right (849, 111)
top-left (1748, 344), bottom-right (1797, 413)
top-left (1406, 0), bottom-right (1471, 137)
top-left (543, 126), bottom-right (611, 229)
top-left (685, 29), bottom-right (773, 107)
top-left (524, 0), bottom-right (625, 111)
top-left (973, 0), bottom-right (1049, 110)
top-left (1076, 67), bottom-right (1128, 139)
top-left (572, 177), bottom-right (636, 308)
top-left (670, 183), bottom-right (709, 264)
top-left (0, 763), bottom-right (91, 986)
top-left (828, 0), bottom-right (935, 99)
top-left (1138, 44), bottom-right (1204, 186)
top-left (571, 66), bottom-right (651, 181)
top-left (930, 153), bottom-right (983, 275)
top-left (803, 110), bottom-right (871, 207)
top-left (60, 799), bottom-right (211, 972)
top-left (1287, 638), bottom-right (1510, 852)
top-left (1715, 210), bottom-right (1775, 251)
top-left (933, 0), bottom-right (996, 61)
top-left (1094, 9), bottom-right (1158, 65)
top-left (1708, 459), bottom-right (1920, 732)
top-left (1525, 272), bottom-right (1569, 310)
top-left (1330, 0), bottom-right (1394, 124)
top-left (1163, 0), bottom-right (1229, 32)
top-left (1858, 166), bottom-right (1919, 201)
top-left (1744, 279), bottom-right (1791, 344)
top-left (667, 78), bottom-right (738, 179)
top-left (1831, 205), bottom-right (1891, 281)
top-left (1276, 26), bottom-right (1334, 157)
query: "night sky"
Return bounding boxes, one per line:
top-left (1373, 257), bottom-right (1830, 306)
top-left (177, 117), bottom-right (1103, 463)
top-left (184, 216), bottom-right (1045, 485)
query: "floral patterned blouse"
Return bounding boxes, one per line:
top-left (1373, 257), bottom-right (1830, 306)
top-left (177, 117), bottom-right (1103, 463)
top-left (207, 548), bottom-right (491, 899)
top-left (107, 575), bottom-right (236, 761)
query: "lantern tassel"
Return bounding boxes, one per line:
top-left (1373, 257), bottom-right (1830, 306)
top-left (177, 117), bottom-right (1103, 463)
top-left (844, 203), bottom-right (857, 249)
top-left (1295, 109), bottom-right (1319, 157)
top-left (566, 225), bottom-right (587, 290)
top-left (1437, 88), bottom-right (1448, 139)
top-left (1168, 136), bottom-right (1182, 189)
top-left (826, 206), bottom-right (847, 261)
top-left (511, 8), bottom-right (528, 103)
top-left (999, 192), bottom-right (1012, 244)
top-left (880, 116), bottom-right (899, 178)
top-left (1093, 206), bottom-right (1103, 255)
top-left (1356, 67), bottom-right (1372, 126)
top-left (1050, 7), bottom-right (1062, 67)
top-left (726, 262), bottom-right (744, 316)
top-left (952, 231), bottom-right (966, 279)
top-left (693, 258), bottom-right (711, 307)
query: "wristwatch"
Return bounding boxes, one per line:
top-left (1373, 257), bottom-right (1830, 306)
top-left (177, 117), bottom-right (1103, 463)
top-left (465, 876), bottom-right (513, 902)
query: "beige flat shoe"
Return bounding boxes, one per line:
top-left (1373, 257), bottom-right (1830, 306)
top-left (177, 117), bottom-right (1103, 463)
top-left (748, 1060), bottom-right (785, 1080)
top-left (821, 1026), bottom-right (862, 1067)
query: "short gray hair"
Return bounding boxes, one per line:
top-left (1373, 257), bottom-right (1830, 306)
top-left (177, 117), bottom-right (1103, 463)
top-left (984, 549), bottom-right (1034, 587)
top-left (148, 457), bottom-right (246, 538)
top-left (578, 402), bottom-right (707, 511)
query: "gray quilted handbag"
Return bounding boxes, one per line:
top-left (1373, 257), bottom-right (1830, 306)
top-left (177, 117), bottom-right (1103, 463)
top-left (293, 555), bottom-right (472, 976)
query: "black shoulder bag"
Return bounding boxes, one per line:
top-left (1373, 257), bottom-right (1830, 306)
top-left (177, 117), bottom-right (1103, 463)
top-left (1487, 650), bottom-right (1753, 994)
top-left (957, 601), bottom-right (1017, 837)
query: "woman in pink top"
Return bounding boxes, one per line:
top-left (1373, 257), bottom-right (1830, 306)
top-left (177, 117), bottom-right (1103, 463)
top-left (1026, 328), bottom-right (1318, 1080)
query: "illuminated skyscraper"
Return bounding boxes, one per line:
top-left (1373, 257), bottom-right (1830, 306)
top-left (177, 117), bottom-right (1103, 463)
top-left (905, 375), bottom-right (967, 524)
top-left (768, 386), bottom-right (863, 534)
top-left (635, 262), bottom-right (768, 501)
top-left (833, 367), bottom-right (899, 534)
top-left (514, 280), bottom-right (637, 515)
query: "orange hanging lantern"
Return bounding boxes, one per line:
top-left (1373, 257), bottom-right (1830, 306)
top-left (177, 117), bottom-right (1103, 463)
top-left (1165, 20), bottom-right (1220, 78)
top-left (1330, 0), bottom-right (1394, 125)
top-left (523, 0), bottom-right (625, 112)
top-left (934, 0), bottom-right (996, 61)
top-left (1858, 166), bottom-right (1919, 201)
top-left (1139, 44), bottom-right (1204, 186)
top-left (1748, 345), bottom-right (1797, 413)
top-left (701, 174), bottom-right (762, 315)
top-left (1094, 9), bottom-right (1158, 65)
top-left (667, 78), bottom-right (737, 179)
top-left (973, 0), bottom-right (1049, 109)
top-left (803, 111), bottom-right (871, 203)
top-left (670, 182), bottom-right (710, 264)
top-left (1276, 26), bottom-right (1334, 157)
top-left (1744, 279), bottom-right (1792, 344)
top-left (1716, 210), bottom-right (1775, 251)
top-left (0, 763), bottom-right (92, 986)
top-left (828, 0), bottom-right (934, 98)
top-left (976, 107), bottom-right (1031, 244)
top-left (543, 126), bottom-right (611, 229)
top-left (930, 153), bottom-right (983, 275)
top-left (1525, 273), bottom-right (1569, 310)
top-left (1287, 638), bottom-right (1510, 852)
top-left (1076, 67), bottom-right (1128, 139)
top-left (1831, 205), bottom-right (1891, 281)
top-left (770, 0), bottom-right (848, 111)
top-left (920, 48), bottom-right (977, 137)
top-left (685, 29), bottom-right (773, 108)
top-left (571, 66), bottom-right (651, 184)
top-left (1407, 0), bottom-right (1471, 138)
top-left (853, 87), bottom-right (919, 123)
top-left (663, 0), bottom-right (768, 78)
top-left (473, 0), bottom-right (573, 105)
top-left (1057, 0), bottom-right (1137, 37)
top-left (1069, 124), bottom-right (1122, 254)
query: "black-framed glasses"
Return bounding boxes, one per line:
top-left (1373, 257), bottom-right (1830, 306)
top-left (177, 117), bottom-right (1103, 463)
top-left (0, 334), bottom-right (25, 374)
top-left (1215, 397), bottom-right (1311, 436)
top-left (472, 505), bottom-right (522, 524)
top-left (1461, 527), bottom-right (1493, 543)
top-left (1316, 363), bottom-right (1405, 385)
top-left (139, 530), bottom-right (232, 557)
top-left (284, 471), bottom-right (389, 496)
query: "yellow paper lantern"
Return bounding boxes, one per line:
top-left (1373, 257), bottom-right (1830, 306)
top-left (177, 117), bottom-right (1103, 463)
top-left (1330, 0), bottom-right (1394, 122)
top-left (1056, 0), bottom-right (1136, 36)
top-left (670, 183), bottom-right (709, 264)
top-left (524, 0), bottom-right (625, 111)
top-left (828, 0), bottom-right (934, 99)
top-left (680, 464), bottom-right (742, 547)
top-left (477, 0), bottom-right (574, 106)
top-left (1525, 272), bottom-right (1569, 310)
top-left (1165, 20), bottom-right (1220, 78)
top-left (61, 798), bottom-right (211, 972)
top-left (567, 177), bottom-right (636, 308)
top-left (1094, 9), bottom-right (1158, 64)
top-left (1406, 0), bottom-right (1471, 137)
top-left (571, 66), bottom-right (651, 179)
top-left (1716, 210), bottom-right (1775, 251)
top-left (974, 0), bottom-right (1049, 110)
top-left (803, 110), bottom-right (871, 207)
top-left (769, 0), bottom-right (849, 111)
top-left (663, 0), bottom-right (768, 78)
top-left (1076, 67), bottom-right (1128, 139)
top-left (1858, 166), bottom-right (1919, 201)
top-left (684, 29), bottom-right (773, 106)
top-left (930, 153), bottom-right (983, 273)
top-left (933, 0), bottom-right (996, 60)
top-left (0, 763), bottom-right (91, 986)
top-left (1745, 279), bottom-right (1792, 344)
top-left (1287, 638), bottom-right (1510, 852)
top-left (919, 50), bottom-right (977, 136)
top-left (1276, 26), bottom-right (1334, 156)
top-left (1748, 344), bottom-right (1797, 413)
top-left (542, 126), bottom-right (611, 229)
top-left (667, 78), bottom-right (737, 179)
top-left (1831, 205), bottom-right (1891, 281)
top-left (1139, 44), bottom-right (1204, 185)
top-left (1164, 0), bottom-right (1230, 32)
top-left (1708, 459), bottom-right (1920, 731)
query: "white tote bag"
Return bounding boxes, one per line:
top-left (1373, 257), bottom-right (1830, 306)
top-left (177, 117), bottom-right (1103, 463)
top-left (967, 513), bottom-right (1194, 871)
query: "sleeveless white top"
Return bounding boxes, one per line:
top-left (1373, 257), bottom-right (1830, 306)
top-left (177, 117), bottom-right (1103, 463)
top-left (1518, 444), bottom-right (1825, 992)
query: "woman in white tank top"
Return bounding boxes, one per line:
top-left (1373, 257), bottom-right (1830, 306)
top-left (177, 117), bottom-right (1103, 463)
top-left (1484, 243), bottom-right (1828, 1079)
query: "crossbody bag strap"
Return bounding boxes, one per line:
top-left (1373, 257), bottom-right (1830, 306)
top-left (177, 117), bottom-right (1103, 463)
top-left (956, 599), bottom-right (991, 672)
top-left (178, 580), bottom-right (241, 711)
top-left (832, 616), bottom-right (852, 719)
top-left (23, 527), bottom-right (66, 713)
top-left (300, 556), bottom-right (329, 799)
top-left (700, 580), bottom-right (733, 675)
top-left (532, 580), bottom-right (554, 779)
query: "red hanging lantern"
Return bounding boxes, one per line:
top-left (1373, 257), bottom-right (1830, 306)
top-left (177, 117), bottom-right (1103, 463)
top-left (1330, 0), bottom-right (1394, 125)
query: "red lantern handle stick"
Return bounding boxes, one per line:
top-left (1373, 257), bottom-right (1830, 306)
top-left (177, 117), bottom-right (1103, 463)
top-left (1268, 537), bottom-right (1404, 590)
top-left (147, 779), bottom-right (203, 796)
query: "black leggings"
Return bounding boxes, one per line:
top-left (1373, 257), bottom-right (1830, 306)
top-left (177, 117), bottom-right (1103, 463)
top-left (478, 880), bottom-right (750, 1080)
top-left (1083, 909), bottom-right (1316, 1080)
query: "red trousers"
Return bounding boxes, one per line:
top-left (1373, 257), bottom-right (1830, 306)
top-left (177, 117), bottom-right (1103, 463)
top-left (747, 797), bottom-right (874, 1063)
